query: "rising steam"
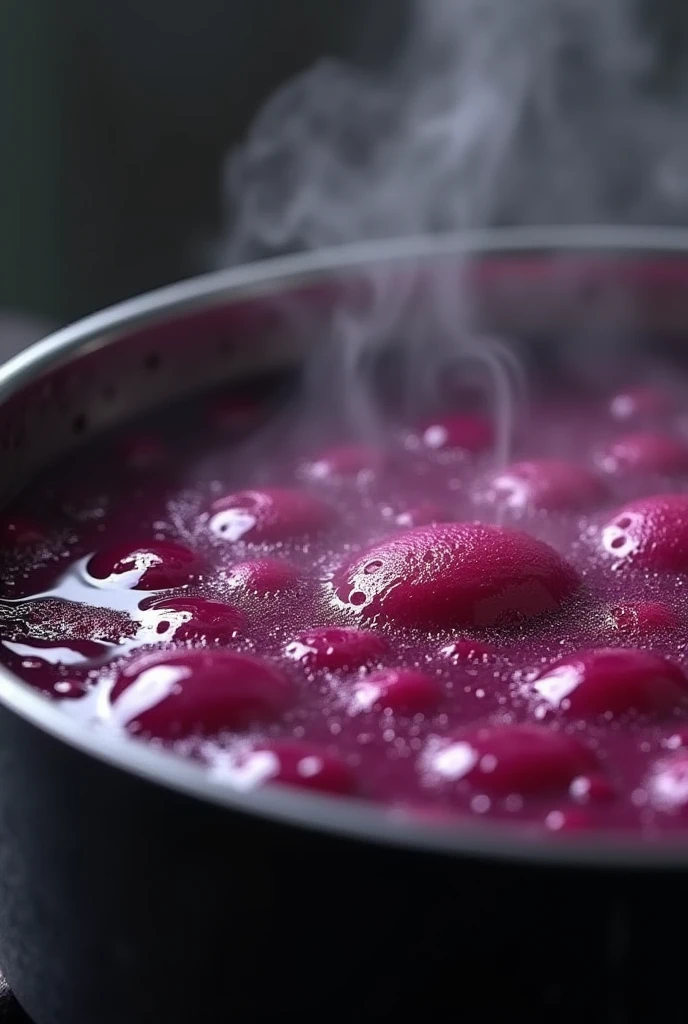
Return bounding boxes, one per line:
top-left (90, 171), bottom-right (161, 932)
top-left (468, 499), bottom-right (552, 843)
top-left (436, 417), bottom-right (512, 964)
top-left (213, 0), bottom-right (688, 457)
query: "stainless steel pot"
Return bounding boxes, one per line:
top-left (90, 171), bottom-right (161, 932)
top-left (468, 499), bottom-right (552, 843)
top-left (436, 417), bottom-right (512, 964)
top-left (1, 227), bottom-right (688, 1024)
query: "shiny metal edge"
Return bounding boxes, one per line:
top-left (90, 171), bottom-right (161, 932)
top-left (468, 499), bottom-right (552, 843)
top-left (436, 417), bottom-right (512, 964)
top-left (3, 224), bottom-right (688, 869)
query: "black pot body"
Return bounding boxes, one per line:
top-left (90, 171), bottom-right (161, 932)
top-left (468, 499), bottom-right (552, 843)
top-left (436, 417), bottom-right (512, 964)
top-left (0, 701), bottom-right (685, 1024)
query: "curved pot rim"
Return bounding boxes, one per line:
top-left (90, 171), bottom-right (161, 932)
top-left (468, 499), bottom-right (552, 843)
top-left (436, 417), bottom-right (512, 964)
top-left (4, 224), bottom-right (688, 870)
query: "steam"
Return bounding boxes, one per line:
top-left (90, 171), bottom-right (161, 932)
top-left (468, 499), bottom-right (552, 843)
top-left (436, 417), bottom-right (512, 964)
top-left (212, 0), bottom-right (688, 455)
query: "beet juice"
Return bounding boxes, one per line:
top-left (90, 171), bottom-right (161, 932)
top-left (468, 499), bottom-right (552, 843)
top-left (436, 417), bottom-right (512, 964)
top-left (3, 378), bottom-right (688, 836)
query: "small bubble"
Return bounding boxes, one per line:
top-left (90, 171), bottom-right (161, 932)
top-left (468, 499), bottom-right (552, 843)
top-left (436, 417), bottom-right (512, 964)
top-left (364, 560), bottom-right (383, 574)
top-left (545, 811), bottom-right (565, 831)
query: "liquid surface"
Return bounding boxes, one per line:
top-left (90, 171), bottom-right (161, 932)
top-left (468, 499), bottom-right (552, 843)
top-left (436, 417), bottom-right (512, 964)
top-left (4, 381), bottom-right (688, 836)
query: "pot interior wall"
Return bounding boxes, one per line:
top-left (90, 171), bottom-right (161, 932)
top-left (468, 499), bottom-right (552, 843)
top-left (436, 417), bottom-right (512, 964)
top-left (2, 247), bottom-right (688, 508)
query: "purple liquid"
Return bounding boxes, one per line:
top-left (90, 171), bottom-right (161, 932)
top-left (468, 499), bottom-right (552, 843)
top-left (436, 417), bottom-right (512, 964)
top-left (3, 381), bottom-right (688, 835)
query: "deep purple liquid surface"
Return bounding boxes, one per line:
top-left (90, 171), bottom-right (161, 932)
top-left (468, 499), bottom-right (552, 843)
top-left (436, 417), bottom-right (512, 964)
top-left (4, 379), bottom-right (688, 835)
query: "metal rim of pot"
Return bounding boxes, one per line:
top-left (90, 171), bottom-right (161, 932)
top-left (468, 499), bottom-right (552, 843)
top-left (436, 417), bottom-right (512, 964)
top-left (3, 224), bottom-right (688, 871)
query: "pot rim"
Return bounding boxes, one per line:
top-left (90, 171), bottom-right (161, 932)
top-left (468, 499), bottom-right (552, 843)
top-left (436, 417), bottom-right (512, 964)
top-left (4, 223), bottom-right (688, 870)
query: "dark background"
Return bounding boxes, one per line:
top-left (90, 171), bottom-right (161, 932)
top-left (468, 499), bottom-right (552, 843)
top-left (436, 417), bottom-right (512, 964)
top-left (1, 0), bottom-right (688, 321)
top-left (3, 0), bottom-right (688, 329)
top-left (0, 0), bottom-right (406, 326)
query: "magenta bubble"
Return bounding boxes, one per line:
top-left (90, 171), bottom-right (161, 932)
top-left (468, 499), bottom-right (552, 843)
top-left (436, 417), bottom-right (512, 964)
top-left (600, 494), bottom-right (688, 572)
top-left (145, 596), bottom-right (246, 643)
top-left (87, 541), bottom-right (204, 590)
top-left (284, 627), bottom-right (388, 672)
top-left (607, 600), bottom-right (680, 637)
top-left (426, 724), bottom-right (598, 796)
top-left (229, 741), bottom-right (358, 796)
top-left (533, 648), bottom-right (688, 718)
top-left (596, 433), bottom-right (688, 477)
top-left (111, 648), bottom-right (294, 739)
top-left (482, 459), bottom-right (607, 512)
top-left (224, 558), bottom-right (304, 596)
top-left (209, 487), bottom-right (335, 543)
top-left (418, 415), bottom-right (494, 453)
top-left (352, 668), bottom-right (443, 714)
top-left (336, 522), bottom-right (579, 628)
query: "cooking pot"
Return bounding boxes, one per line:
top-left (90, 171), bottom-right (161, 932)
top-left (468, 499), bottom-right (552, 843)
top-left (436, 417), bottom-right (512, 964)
top-left (0, 227), bottom-right (687, 1024)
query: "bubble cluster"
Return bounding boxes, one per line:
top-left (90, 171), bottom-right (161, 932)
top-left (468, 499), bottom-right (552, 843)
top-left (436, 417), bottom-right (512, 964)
top-left (2, 381), bottom-right (688, 833)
